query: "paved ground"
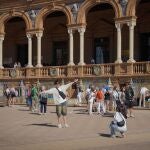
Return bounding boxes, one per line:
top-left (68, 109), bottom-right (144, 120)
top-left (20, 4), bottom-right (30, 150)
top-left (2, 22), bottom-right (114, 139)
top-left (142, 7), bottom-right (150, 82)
top-left (0, 105), bottom-right (150, 150)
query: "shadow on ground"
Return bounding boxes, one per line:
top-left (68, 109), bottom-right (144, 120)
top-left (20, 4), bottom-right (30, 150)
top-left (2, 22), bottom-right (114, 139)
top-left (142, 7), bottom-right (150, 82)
top-left (27, 123), bottom-right (57, 128)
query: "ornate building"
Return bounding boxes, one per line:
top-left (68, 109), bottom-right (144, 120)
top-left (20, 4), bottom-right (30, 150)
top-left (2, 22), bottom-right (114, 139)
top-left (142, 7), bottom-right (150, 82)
top-left (0, 0), bottom-right (150, 92)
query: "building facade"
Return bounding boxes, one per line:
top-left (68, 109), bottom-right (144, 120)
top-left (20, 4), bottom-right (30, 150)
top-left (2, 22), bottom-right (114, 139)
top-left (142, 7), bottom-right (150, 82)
top-left (0, 0), bottom-right (150, 94)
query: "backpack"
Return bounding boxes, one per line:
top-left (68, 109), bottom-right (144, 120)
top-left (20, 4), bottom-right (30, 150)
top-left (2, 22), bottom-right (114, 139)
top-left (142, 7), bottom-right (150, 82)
top-left (40, 93), bottom-right (47, 103)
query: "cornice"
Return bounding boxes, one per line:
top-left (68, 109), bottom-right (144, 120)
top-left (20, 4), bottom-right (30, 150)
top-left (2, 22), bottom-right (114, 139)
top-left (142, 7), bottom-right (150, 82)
top-left (0, 0), bottom-right (66, 13)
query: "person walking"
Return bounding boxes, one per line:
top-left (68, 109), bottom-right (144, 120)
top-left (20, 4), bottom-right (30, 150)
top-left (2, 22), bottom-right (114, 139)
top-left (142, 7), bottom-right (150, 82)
top-left (125, 83), bottom-right (135, 118)
top-left (44, 79), bottom-right (78, 128)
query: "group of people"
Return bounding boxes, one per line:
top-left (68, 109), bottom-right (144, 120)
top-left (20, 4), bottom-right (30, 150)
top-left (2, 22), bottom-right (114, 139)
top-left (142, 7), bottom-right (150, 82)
top-left (4, 80), bottom-right (149, 138)
top-left (84, 83), bottom-right (135, 118)
top-left (83, 83), bottom-right (135, 138)
top-left (14, 61), bottom-right (21, 68)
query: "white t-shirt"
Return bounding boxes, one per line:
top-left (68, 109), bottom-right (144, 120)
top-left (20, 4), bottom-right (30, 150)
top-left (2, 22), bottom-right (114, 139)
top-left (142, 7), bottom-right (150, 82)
top-left (140, 87), bottom-right (149, 94)
top-left (113, 112), bottom-right (127, 132)
top-left (45, 82), bottom-right (74, 105)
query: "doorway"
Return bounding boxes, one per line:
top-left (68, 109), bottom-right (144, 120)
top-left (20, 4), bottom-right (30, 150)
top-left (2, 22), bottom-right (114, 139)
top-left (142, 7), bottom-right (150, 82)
top-left (52, 41), bottom-right (68, 66)
top-left (17, 44), bottom-right (28, 67)
top-left (94, 37), bottom-right (110, 64)
top-left (140, 33), bottom-right (150, 61)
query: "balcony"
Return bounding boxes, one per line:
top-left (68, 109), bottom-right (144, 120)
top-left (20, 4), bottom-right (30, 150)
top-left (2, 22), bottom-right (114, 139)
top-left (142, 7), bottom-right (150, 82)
top-left (0, 62), bottom-right (150, 80)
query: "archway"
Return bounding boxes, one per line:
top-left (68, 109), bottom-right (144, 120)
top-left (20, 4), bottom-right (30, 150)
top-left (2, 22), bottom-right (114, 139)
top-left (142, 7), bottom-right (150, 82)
top-left (135, 0), bottom-right (150, 61)
top-left (84, 3), bottom-right (116, 64)
top-left (3, 17), bottom-right (27, 67)
top-left (42, 11), bottom-right (68, 66)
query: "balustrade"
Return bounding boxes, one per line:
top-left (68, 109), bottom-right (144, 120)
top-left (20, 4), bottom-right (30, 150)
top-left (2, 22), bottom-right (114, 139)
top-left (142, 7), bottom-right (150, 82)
top-left (0, 62), bottom-right (149, 80)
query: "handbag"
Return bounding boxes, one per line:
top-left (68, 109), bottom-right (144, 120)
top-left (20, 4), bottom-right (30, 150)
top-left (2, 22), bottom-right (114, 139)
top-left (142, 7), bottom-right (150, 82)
top-left (117, 113), bottom-right (125, 127)
top-left (56, 88), bottom-right (66, 99)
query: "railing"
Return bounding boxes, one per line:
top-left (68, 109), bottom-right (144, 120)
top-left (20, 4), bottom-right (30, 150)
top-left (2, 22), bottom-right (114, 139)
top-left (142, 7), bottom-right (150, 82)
top-left (0, 62), bottom-right (149, 80)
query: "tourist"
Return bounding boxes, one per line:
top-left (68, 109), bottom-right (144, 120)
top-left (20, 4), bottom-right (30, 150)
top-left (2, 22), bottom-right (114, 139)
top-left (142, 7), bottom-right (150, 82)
top-left (109, 104), bottom-right (127, 138)
top-left (14, 62), bottom-right (18, 68)
top-left (139, 87), bottom-right (149, 107)
top-left (112, 86), bottom-right (121, 111)
top-left (124, 83), bottom-right (135, 117)
top-left (104, 89), bottom-right (111, 111)
top-left (25, 84), bottom-right (32, 111)
top-left (44, 79), bottom-right (78, 128)
top-left (31, 84), bottom-right (39, 113)
top-left (88, 86), bottom-right (96, 115)
top-left (39, 86), bottom-right (48, 115)
top-left (4, 87), bottom-right (11, 106)
top-left (96, 88), bottom-right (105, 115)
top-left (76, 85), bottom-right (83, 106)
top-left (10, 87), bottom-right (16, 106)
top-left (120, 86), bottom-right (126, 104)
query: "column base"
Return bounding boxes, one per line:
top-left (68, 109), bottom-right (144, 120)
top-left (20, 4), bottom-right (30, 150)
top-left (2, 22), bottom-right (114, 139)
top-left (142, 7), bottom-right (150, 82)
top-left (0, 66), bottom-right (4, 69)
top-left (26, 64), bottom-right (33, 68)
top-left (36, 64), bottom-right (43, 67)
top-left (78, 62), bottom-right (86, 66)
top-left (127, 59), bottom-right (136, 63)
top-left (68, 62), bottom-right (75, 66)
top-left (115, 59), bottom-right (122, 63)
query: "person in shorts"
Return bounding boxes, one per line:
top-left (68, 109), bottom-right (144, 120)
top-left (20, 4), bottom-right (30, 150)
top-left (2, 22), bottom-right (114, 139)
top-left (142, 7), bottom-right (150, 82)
top-left (44, 79), bottom-right (78, 128)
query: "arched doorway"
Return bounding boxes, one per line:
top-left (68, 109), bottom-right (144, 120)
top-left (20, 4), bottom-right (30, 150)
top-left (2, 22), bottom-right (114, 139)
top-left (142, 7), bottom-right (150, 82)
top-left (3, 17), bottom-right (27, 68)
top-left (136, 0), bottom-right (150, 61)
top-left (85, 3), bottom-right (115, 64)
top-left (42, 11), bottom-right (68, 66)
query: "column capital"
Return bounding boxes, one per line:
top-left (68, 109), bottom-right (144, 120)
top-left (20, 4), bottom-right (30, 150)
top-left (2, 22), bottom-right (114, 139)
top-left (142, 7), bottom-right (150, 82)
top-left (127, 21), bottom-right (136, 29)
top-left (68, 28), bottom-right (73, 34)
top-left (78, 27), bottom-right (86, 33)
top-left (115, 23), bottom-right (122, 30)
top-left (26, 33), bottom-right (33, 39)
top-left (36, 32), bottom-right (43, 38)
top-left (0, 34), bottom-right (4, 40)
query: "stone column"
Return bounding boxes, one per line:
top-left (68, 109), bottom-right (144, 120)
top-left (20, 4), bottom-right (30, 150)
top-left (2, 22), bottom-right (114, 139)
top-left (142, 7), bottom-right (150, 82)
top-left (115, 23), bottom-right (122, 63)
top-left (0, 35), bottom-right (4, 69)
top-left (36, 32), bottom-right (43, 67)
top-left (78, 27), bottom-right (86, 65)
top-left (26, 34), bottom-right (33, 67)
top-left (68, 28), bottom-right (75, 65)
top-left (127, 21), bottom-right (136, 63)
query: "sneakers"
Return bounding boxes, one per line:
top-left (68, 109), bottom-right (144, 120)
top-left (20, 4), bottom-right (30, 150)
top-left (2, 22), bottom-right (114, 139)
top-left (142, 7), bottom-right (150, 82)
top-left (57, 124), bottom-right (69, 128)
top-left (130, 114), bottom-right (135, 118)
top-left (58, 124), bottom-right (62, 128)
top-left (64, 124), bottom-right (69, 128)
top-left (110, 135), bottom-right (116, 138)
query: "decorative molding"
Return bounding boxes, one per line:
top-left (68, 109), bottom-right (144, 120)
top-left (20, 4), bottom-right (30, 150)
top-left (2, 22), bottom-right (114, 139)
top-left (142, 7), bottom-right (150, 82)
top-left (119, 0), bottom-right (128, 16)
top-left (93, 66), bottom-right (101, 76)
top-left (67, 2), bottom-right (81, 24)
top-left (27, 9), bottom-right (40, 28)
top-left (49, 68), bottom-right (58, 76)
top-left (10, 69), bottom-right (17, 78)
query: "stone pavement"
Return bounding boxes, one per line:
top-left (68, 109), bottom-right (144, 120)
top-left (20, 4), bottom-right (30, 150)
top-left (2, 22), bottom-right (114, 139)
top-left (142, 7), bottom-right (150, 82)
top-left (0, 105), bottom-right (150, 150)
